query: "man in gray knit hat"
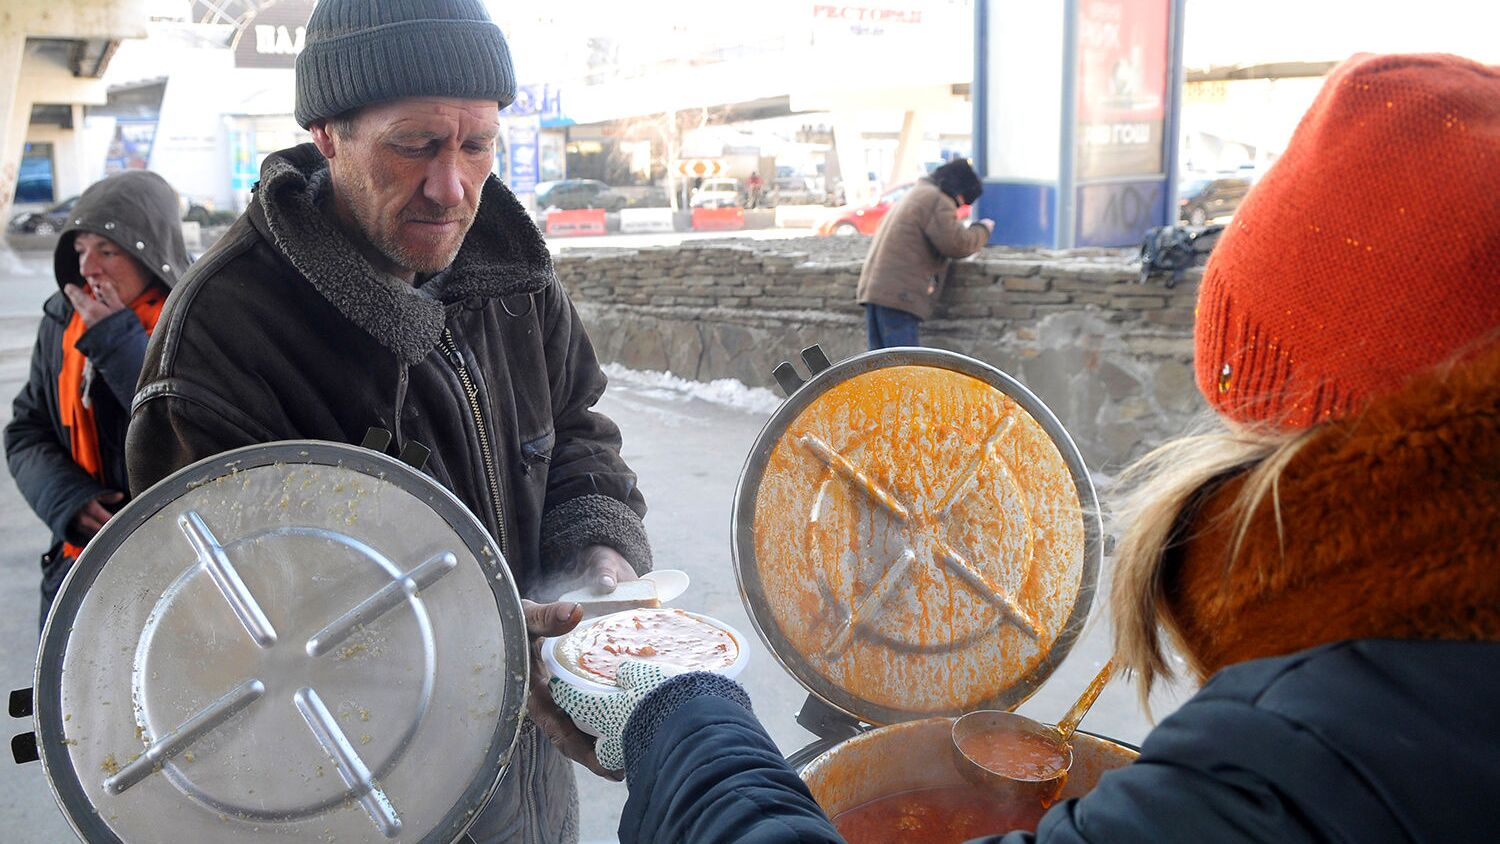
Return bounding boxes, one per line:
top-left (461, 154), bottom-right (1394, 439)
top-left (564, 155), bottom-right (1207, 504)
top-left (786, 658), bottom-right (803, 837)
top-left (127, 2), bottom-right (650, 840)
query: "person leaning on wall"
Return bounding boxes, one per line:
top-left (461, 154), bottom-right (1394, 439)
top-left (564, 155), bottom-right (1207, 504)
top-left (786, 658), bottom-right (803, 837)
top-left (4, 170), bottom-right (189, 630)
top-left (854, 158), bottom-right (994, 350)
top-left (552, 52), bottom-right (1500, 844)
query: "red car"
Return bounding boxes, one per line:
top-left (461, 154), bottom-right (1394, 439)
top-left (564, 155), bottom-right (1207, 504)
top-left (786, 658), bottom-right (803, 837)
top-left (817, 183), bottom-right (971, 236)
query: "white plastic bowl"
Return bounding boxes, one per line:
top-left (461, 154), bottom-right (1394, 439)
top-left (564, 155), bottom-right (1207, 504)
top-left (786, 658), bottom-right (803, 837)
top-left (543, 609), bottom-right (751, 735)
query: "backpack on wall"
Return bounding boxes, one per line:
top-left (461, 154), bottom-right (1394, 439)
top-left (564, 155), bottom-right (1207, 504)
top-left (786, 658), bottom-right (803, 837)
top-left (1138, 224), bottom-right (1223, 287)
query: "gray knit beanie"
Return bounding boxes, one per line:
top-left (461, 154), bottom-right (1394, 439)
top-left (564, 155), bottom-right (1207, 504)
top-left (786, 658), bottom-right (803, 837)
top-left (294, 0), bottom-right (516, 128)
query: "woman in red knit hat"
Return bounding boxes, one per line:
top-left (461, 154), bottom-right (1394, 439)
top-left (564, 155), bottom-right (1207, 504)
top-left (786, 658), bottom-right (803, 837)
top-left (548, 53), bottom-right (1500, 843)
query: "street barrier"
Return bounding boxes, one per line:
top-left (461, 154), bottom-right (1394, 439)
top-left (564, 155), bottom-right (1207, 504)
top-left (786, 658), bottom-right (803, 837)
top-left (691, 207), bottom-right (744, 232)
top-left (619, 207), bottom-right (676, 234)
top-left (742, 209), bottom-right (775, 230)
top-left (774, 205), bottom-right (835, 230)
top-left (545, 209), bottom-right (607, 237)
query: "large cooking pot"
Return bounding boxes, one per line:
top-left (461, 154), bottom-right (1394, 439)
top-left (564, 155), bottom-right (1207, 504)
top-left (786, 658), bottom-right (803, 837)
top-left (11, 440), bottom-right (530, 843)
top-left (733, 346), bottom-right (1136, 834)
top-left (801, 719), bottom-right (1137, 821)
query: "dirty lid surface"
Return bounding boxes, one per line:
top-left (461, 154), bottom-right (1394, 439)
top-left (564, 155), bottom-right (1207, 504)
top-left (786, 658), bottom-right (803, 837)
top-left (734, 349), bottom-right (1101, 726)
top-left (35, 442), bottom-right (528, 843)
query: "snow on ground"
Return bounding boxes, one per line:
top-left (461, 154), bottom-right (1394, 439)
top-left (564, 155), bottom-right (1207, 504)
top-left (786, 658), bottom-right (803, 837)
top-left (601, 363), bottom-right (783, 415)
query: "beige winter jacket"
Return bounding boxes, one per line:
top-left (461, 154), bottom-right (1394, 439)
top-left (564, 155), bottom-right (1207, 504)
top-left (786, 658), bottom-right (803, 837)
top-left (854, 177), bottom-right (989, 320)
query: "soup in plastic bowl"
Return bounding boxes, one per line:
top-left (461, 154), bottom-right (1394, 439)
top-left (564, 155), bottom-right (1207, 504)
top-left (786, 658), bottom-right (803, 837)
top-left (544, 608), bottom-right (750, 732)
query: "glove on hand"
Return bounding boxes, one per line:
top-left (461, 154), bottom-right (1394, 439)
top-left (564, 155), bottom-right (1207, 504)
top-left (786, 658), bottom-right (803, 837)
top-left (550, 660), bottom-right (674, 772)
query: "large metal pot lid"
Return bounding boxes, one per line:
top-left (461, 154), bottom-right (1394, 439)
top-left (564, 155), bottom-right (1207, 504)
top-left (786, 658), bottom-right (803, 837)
top-left (734, 348), bottom-right (1101, 726)
top-left (32, 441), bottom-right (529, 843)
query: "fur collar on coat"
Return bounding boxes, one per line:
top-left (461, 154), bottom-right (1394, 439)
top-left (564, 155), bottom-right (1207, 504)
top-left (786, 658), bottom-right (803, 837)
top-left (255, 143), bottom-right (553, 365)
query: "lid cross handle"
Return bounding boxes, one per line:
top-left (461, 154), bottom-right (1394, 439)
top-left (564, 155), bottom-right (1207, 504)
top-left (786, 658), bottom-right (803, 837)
top-left (306, 551), bottom-right (459, 658)
top-left (934, 541), bottom-right (1041, 638)
top-left (294, 687), bottom-right (403, 838)
top-left (934, 415), bottom-right (1017, 518)
top-left (825, 549), bottom-right (916, 656)
top-left (179, 511), bottom-right (278, 648)
top-left (103, 678), bottom-right (266, 795)
top-left (798, 426), bottom-right (1043, 648)
top-left (798, 434), bottom-right (910, 523)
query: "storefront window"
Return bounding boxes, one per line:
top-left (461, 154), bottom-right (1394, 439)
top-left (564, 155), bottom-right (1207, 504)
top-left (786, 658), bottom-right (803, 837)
top-left (14, 142), bottom-right (55, 203)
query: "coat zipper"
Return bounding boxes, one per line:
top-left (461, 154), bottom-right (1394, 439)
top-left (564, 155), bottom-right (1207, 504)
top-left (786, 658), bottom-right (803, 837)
top-left (393, 365), bottom-right (409, 449)
top-left (438, 328), bottom-right (509, 559)
top-left (523, 723), bottom-right (541, 844)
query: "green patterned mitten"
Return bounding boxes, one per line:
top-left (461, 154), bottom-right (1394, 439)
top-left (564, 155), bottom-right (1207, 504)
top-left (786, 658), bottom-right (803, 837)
top-left (550, 660), bottom-right (673, 771)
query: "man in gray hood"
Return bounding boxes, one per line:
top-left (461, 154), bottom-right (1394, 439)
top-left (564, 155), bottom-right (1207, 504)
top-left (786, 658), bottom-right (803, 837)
top-left (127, 1), bottom-right (650, 840)
top-left (6, 170), bottom-right (189, 627)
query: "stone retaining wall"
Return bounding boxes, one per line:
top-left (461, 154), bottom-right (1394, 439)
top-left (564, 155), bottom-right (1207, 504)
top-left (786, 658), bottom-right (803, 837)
top-left (555, 238), bottom-right (1207, 471)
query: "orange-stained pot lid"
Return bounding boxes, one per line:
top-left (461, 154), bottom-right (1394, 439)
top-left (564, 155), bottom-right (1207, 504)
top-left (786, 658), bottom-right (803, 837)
top-left (733, 348), bottom-right (1101, 726)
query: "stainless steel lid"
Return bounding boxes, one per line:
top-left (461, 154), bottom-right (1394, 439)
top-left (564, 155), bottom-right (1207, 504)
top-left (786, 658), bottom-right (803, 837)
top-left (34, 441), bottom-right (529, 843)
top-left (733, 348), bottom-right (1101, 726)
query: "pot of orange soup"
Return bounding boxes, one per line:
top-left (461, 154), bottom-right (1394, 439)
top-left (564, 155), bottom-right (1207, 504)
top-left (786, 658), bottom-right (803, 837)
top-left (732, 347), bottom-right (1137, 843)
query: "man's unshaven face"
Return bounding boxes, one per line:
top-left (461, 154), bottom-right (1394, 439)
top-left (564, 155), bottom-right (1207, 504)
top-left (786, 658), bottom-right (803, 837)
top-left (322, 97), bottom-right (499, 277)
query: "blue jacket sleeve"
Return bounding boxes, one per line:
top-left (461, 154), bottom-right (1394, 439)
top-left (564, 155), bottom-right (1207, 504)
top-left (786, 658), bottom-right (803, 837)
top-left (618, 673), bottom-right (844, 844)
top-left (74, 306), bottom-right (149, 409)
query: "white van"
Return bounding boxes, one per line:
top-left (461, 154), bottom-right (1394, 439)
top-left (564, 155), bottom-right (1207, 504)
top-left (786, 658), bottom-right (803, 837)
top-left (689, 178), bottom-right (742, 209)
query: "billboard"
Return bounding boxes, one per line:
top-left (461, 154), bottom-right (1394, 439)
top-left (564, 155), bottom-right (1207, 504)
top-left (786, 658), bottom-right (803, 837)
top-left (507, 125), bottom-right (540, 195)
top-left (1074, 0), bottom-right (1170, 181)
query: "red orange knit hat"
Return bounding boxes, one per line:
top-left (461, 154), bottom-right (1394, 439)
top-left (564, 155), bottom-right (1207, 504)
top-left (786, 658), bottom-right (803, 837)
top-left (1194, 53), bottom-right (1500, 429)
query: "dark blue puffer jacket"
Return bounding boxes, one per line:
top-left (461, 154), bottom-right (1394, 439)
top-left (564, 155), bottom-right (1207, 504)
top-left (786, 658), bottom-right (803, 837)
top-left (619, 639), bottom-right (1500, 844)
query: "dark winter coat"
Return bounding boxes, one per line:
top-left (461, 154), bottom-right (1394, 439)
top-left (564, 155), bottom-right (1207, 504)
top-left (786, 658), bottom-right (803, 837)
top-left (854, 177), bottom-right (988, 320)
top-left (125, 144), bottom-right (650, 842)
top-left (127, 144), bottom-right (652, 591)
top-left (619, 640), bottom-right (1500, 844)
top-left (4, 170), bottom-right (188, 617)
top-left (982, 639), bottom-right (1500, 844)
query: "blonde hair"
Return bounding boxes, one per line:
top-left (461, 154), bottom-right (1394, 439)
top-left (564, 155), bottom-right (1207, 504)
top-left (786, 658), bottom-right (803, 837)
top-left (1108, 417), bottom-right (1318, 708)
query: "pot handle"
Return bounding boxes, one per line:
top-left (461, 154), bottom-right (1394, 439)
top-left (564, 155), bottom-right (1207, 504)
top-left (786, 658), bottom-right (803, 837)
top-left (1055, 659), bottom-right (1115, 741)
top-left (11, 733), bottom-right (38, 764)
top-left (9, 688), bottom-right (37, 765)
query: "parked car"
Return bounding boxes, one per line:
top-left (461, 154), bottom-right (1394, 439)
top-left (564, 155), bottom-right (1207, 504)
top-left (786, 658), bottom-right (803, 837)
top-left (183, 203), bottom-right (239, 227)
top-left (816, 183), bottom-right (971, 236)
top-left (1178, 176), bottom-right (1252, 226)
top-left (689, 177), bottom-right (742, 209)
top-left (7, 195), bottom-right (79, 235)
top-left (768, 174), bottom-right (826, 207)
top-left (534, 179), bottom-right (628, 212)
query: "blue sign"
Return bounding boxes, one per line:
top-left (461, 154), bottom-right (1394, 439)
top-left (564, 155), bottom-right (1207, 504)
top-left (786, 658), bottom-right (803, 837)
top-left (509, 84), bottom-right (543, 116)
top-left (507, 125), bottom-right (540, 195)
top-left (506, 84), bottom-right (569, 127)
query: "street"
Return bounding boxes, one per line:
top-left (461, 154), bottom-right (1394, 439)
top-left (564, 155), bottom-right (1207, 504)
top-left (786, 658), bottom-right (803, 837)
top-left (0, 250), bottom-right (1187, 843)
top-left (547, 226), bottom-right (821, 254)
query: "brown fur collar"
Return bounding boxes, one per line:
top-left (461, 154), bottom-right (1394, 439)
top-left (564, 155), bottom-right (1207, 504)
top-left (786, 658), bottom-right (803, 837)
top-left (254, 143), bottom-right (553, 366)
top-left (1166, 343), bottom-right (1500, 680)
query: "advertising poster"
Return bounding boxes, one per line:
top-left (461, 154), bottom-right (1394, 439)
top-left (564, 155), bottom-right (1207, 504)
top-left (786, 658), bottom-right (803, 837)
top-left (1075, 0), bottom-right (1170, 180)
top-left (105, 121), bottom-right (159, 174)
top-left (507, 125), bottom-right (540, 195)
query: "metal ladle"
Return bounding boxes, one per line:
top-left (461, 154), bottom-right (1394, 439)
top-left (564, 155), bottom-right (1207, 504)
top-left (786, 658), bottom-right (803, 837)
top-left (951, 658), bottom-right (1117, 801)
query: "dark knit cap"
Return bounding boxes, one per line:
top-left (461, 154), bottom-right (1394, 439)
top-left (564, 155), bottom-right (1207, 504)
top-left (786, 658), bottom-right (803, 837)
top-left (294, 0), bottom-right (516, 128)
top-left (931, 159), bottom-right (984, 204)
